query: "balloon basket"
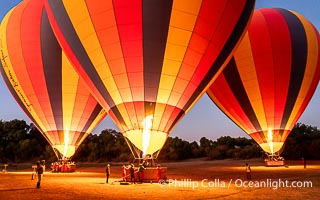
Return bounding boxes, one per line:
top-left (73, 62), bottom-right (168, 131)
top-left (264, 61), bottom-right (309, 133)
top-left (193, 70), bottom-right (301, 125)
top-left (265, 160), bottom-right (284, 167)
top-left (264, 152), bottom-right (285, 167)
top-left (51, 161), bottom-right (76, 173)
top-left (124, 167), bottom-right (167, 183)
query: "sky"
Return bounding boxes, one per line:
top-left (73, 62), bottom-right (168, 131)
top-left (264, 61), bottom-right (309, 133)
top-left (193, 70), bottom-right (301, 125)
top-left (0, 0), bottom-right (319, 143)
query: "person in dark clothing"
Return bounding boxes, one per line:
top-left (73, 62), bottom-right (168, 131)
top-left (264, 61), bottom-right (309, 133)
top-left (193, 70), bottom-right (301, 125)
top-left (130, 163), bottom-right (135, 184)
top-left (245, 163), bottom-right (251, 180)
top-left (156, 164), bottom-right (161, 182)
top-left (36, 161), bottom-right (44, 188)
top-left (138, 162), bottom-right (146, 183)
top-left (106, 164), bottom-right (111, 183)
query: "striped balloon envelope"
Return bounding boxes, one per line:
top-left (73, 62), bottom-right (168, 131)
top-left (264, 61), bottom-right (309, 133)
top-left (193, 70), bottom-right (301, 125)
top-left (0, 0), bottom-right (106, 159)
top-left (44, 0), bottom-right (255, 158)
top-left (207, 8), bottom-right (320, 155)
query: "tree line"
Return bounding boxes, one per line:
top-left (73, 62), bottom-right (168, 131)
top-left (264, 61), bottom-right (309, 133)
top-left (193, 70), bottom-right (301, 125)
top-left (1, 119), bottom-right (320, 164)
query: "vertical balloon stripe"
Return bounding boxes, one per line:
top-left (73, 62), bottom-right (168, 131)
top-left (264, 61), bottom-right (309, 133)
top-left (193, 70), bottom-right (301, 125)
top-left (183, 0), bottom-right (255, 112)
top-left (234, 32), bottom-right (268, 132)
top-left (284, 12), bottom-right (320, 133)
top-left (142, 0), bottom-right (173, 103)
top-left (223, 58), bottom-right (262, 132)
top-left (81, 103), bottom-right (104, 133)
top-left (250, 9), bottom-right (293, 132)
top-left (62, 52), bottom-right (79, 132)
top-left (46, 0), bottom-right (113, 109)
top-left (113, 0), bottom-right (143, 103)
top-left (0, 62), bottom-right (47, 143)
top-left (276, 9), bottom-right (308, 130)
top-left (40, 10), bottom-right (63, 131)
top-left (158, 0), bottom-right (202, 106)
top-left (24, 4), bottom-right (54, 133)
top-left (166, 108), bottom-right (184, 133)
top-left (207, 75), bottom-right (257, 134)
top-left (86, 1), bottom-right (125, 106)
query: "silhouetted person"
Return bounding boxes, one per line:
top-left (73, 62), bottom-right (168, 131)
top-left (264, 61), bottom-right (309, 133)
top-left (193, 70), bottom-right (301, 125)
top-left (36, 161), bottom-right (44, 188)
top-left (106, 164), bottom-right (111, 183)
top-left (157, 164), bottom-right (161, 182)
top-left (245, 163), bottom-right (251, 180)
top-left (302, 157), bottom-right (306, 169)
top-left (122, 164), bottom-right (129, 182)
top-left (130, 163), bottom-right (135, 184)
top-left (138, 162), bottom-right (146, 183)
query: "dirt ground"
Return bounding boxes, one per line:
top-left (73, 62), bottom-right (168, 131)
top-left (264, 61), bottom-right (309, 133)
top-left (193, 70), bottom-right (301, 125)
top-left (0, 159), bottom-right (319, 199)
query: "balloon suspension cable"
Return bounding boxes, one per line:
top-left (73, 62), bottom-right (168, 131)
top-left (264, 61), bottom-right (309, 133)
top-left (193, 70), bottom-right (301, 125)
top-left (52, 147), bottom-right (72, 161)
top-left (124, 137), bottom-right (161, 166)
top-left (264, 151), bottom-right (284, 162)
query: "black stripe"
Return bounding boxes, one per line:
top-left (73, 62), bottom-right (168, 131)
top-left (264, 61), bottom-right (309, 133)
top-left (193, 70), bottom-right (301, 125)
top-left (183, 0), bottom-right (255, 111)
top-left (259, 131), bottom-right (268, 143)
top-left (144, 101), bottom-right (156, 117)
top-left (41, 9), bottom-right (63, 130)
top-left (46, 1), bottom-right (116, 107)
top-left (81, 103), bottom-right (104, 133)
top-left (47, 0), bottom-right (126, 127)
top-left (75, 104), bottom-right (104, 144)
top-left (142, 0), bottom-right (173, 106)
top-left (223, 58), bottom-right (262, 132)
top-left (276, 8), bottom-right (308, 130)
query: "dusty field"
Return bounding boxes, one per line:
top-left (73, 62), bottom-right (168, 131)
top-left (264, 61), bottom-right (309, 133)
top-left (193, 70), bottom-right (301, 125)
top-left (0, 159), bottom-right (319, 199)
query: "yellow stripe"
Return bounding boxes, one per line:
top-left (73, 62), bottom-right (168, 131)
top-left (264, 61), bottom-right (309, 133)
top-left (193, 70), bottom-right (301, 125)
top-left (284, 11), bottom-right (319, 131)
top-left (234, 32), bottom-right (268, 132)
top-left (157, 0), bottom-right (202, 105)
top-left (62, 0), bottom-right (125, 105)
top-left (153, 103), bottom-right (166, 130)
top-left (62, 52), bottom-right (78, 132)
top-left (116, 103), bottom-right (133, 131)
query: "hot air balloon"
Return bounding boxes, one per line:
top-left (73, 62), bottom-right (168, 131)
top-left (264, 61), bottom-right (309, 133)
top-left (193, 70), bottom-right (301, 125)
top-left (44, 0), bottom-right (255, 159)
top-left (0, 0), bottom-right (106, 159)
top-left (207, 8), bottom-right (320, 157)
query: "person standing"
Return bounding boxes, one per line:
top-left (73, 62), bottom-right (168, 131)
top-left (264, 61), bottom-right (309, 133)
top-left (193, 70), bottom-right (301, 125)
top-left (106, 164), bottom-right (111, 183)
top-left (130, 163), bottom-right (135, 184)
top-left (245, 163), bottom-right (251, 180)
top-left (121, 164), bottom-right (128, 182)
top-left (138, 162), bottom-right (146, 183)
top-left (156, 164), bottom-right (161, 182)
top-left (35, 161), bottom-right (44, 188)
top-left (302, 157), bottom-right (307, 169)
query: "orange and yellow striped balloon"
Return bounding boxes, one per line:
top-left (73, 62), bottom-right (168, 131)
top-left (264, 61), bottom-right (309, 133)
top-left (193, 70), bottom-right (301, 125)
top-left (45, 0), bottom-right (255, 158)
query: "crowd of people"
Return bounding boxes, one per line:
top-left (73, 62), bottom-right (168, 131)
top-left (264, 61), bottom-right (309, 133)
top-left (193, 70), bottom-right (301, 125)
top-left (50, 161), bottom-right (76, 173)
top-left (118, 161), bottom-right (162, 184)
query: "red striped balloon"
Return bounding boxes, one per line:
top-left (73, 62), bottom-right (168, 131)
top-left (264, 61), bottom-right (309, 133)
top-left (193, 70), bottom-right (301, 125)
top-left (207, 8), bottom-right (320, 154)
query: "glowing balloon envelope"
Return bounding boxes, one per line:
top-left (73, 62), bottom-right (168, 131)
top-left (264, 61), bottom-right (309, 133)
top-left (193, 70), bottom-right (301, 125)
top-left (44, 0), bottom-right (255, 158)
top-left (207, 8), bottom-right (320, 154)
top-left (0, 0), bottom-right (106, 159)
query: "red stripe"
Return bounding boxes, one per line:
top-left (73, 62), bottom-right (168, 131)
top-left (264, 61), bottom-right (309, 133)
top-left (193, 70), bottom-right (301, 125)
top-left (249, 9), bottom-right (292, 130)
